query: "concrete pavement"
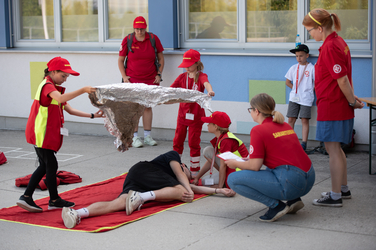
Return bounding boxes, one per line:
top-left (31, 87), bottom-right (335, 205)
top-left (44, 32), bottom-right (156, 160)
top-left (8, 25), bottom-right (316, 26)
top-left (0, 129), bottom-right (375, 250)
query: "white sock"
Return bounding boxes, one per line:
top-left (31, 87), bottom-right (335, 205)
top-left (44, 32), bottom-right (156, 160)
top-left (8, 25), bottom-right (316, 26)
top-left (144, 130), bottom-right (151, 137)
top-left (330, 191), bottom-right (341, 200)
top-left (341, 185), bottom-right (349, 193)
top-left (139, 191), bottom-right (156, 201)
top-left (134, 132), bottom-right (138, 137)
top-left (77, 208), bottom-right (89, 218)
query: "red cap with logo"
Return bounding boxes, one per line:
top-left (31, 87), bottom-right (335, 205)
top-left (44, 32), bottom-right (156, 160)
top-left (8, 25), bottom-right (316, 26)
top-left (133, 16), bottom-right (147, 29)
top-left (178, 49), bottom-right (201, 68)
top-left (47, 57), bottom-right (80, 76)
top-left (201, 111), bottom-right (231, 128)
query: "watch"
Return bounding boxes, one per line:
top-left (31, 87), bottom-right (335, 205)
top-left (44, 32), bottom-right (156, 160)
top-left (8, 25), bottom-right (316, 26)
top-left (157, 73), bottom-right (163, 81)
top-left (349, 99), bottom-right (356, 107)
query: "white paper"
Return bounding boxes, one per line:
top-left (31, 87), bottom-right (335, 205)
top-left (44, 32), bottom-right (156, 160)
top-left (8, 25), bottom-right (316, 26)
top-left (217, 151), bottom-right (245, 162)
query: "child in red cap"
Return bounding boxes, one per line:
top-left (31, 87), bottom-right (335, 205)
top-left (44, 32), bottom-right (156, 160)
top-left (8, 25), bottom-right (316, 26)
top-left (170, 49), bottom-right (215, 176)
top-left (17, 56), bottom-right (103, 213)
top-left (193, 111), bottom-right (249, 189)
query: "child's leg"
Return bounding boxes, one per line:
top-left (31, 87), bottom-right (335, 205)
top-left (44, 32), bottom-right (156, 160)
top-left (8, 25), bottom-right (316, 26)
top-left (288, 117), bottom-right (297, 129)
top-left (301, 118), bottom-right (310, 143)
top-left (286, 102), bottom-right (300, 129)
top-left (35, 147), bottom-right (59, 200)
top-left (173, 122), bottom-right (188, 154)
top-left (188, 125), bottom-right (203, 172)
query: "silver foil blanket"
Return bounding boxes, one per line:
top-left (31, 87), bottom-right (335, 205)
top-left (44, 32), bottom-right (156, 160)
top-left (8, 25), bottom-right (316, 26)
top-left (89, 83), bottom-right (212, 152)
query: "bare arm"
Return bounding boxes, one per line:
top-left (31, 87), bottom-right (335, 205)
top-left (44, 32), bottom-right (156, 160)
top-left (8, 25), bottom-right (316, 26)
top-left (153, 52), bottom-right (165, 84)
top-left (49, 87), bottom-right (95, 104)
top-left (225, 158), bottom-right (264, 171)
top-left (285, 79), bottom-right (293, 89)
top-left (217, 159), bottom-right (227, 188)
top-left (203, 82), bottom-right (215, 97)
top-left (118, 56), bottom-right (130, 83)
top-left (170, 160), bottom-right (194, 202)
top-left (190, 184), bottom-right (236, 197)
top-left (337, 75), bottom-right (364, 109)
top-left (64, 103), bottom-right (104, 118)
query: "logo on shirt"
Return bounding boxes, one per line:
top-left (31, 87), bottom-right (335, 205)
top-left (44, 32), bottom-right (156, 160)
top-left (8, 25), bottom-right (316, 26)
top-left (131, 46), bottom-right (139, 50)
top-left (119, 45), bottom-right (123, 52)
top-left (273, 129), bottom-right (295, 139)
top-left (333, 64), bottom-right (342, 74)
top-left (249, 145), bottom-right (254, 155)
top-left (304, 71), bottom-right (309, 77)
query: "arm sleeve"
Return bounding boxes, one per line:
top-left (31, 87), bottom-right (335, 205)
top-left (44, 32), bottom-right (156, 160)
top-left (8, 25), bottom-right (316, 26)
top-left (154, 35), bottom-right (164, 53)
top-left (170, 74), bottom-right (184, 88)
top-left (118, 36), bottom-right (129, 57)
top-left (324, 44), bottom-right (348, 80)
top-left (248, 128), bottom-right (265, 159)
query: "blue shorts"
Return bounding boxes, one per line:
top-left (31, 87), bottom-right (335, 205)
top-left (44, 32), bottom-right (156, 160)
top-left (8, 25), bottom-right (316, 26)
top-left (315, 119), bottom-right (354, 144)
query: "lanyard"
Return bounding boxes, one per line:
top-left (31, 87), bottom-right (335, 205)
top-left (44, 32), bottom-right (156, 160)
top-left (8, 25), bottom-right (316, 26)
top-left (295, 63), bottom-right (308, 94)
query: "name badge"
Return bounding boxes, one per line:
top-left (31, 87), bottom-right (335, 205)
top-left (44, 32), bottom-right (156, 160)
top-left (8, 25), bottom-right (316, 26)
top-left (60, 127), bottom-right (69, 136)
top-left (292, 96), bottom-right (300, 102)
top-left (185, 113), bottom-right (194, 120)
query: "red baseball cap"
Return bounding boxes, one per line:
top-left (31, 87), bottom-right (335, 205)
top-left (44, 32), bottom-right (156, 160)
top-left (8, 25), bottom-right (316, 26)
top-left (201, 111), bottom-right (231, 128)
top-left (178, 49), bottom-right (201, 68)
top-left (133, 16), bottom-right (147, 29)
top-left (47, 57), bottom-right (80, 76)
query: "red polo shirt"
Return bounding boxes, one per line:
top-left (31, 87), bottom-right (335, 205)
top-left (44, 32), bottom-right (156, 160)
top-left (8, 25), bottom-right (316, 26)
top-left (119, 32), bottom-right (164, 85)
top-left (170, 72), bottom-right (209, 126)
top-left (249, 117), bottom-right (312, 172)
top-left (315, 32), bottom-right (354, 121)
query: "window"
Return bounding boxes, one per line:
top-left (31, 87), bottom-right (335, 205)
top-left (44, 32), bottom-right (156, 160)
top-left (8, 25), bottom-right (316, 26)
top-left (189, 0), bottom-right (237, 40)
top-left (13, 0), bottom-right (148, 47)
top-left (180, 0), bottom-right (371, 51)
top-left (309, 0), bottom-right (368, 40)
top-left (19, 0), bottom-right (54, 40)
top-left (246, 0), bottom-right (297, 43)
top-left (107, 0), bottom-right (148, 39)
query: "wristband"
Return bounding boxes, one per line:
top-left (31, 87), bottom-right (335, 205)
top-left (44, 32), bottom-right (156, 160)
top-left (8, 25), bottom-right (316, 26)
top-left (349, 99), bottom-right (356, 107)
top-left (91, 113), bottom-right (94, 119)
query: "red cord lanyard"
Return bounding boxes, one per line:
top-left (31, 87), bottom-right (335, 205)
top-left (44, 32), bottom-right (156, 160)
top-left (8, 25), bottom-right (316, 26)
top-left (295, 64), bottom-right (308, 94)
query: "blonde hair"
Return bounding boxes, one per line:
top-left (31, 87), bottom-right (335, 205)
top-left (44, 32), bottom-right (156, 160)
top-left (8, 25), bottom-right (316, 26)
top-left (217, 126), bottom-right (229, 134)
top-left (250, 93), bottom-right (284, 124)
top-left (194, 61), bottom-right (204, 83)
top-left (303, 8), bottom-right (341, 32)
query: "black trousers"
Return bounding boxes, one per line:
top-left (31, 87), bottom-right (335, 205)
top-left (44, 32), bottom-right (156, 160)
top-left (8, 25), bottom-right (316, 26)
top-left (24, 147), bottom-right (59, 200)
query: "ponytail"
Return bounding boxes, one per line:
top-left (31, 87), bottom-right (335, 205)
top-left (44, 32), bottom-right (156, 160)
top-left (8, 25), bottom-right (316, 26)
top-left (303, 8), bottom-right (341, 32)
top-left (250, 93), bottom-right (285, 124)
top-left (194, 61), bottom-right (204, 83)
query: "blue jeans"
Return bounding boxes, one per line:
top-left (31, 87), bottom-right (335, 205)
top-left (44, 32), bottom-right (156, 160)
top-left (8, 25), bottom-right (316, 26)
top-left (228, 165), bottom-right (315, 208)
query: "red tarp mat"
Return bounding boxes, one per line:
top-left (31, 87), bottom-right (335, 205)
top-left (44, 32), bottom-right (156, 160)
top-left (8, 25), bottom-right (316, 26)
top-left (0, 173), bottom-right (207, 232)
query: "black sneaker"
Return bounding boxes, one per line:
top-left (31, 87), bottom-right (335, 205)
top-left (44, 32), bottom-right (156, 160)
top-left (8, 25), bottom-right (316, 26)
top-left (259, 201), bottom-right (289, 222)
top-left (48, 197), bottom-right (75, 210)
top-left (313, 194), bottom-right (342, 207)
top-left (321, 190), bottom-right (351, 199)
top-left (16, 195), bottom-right (43, 213)
top-left (286, 197), bottom-right (304, 214)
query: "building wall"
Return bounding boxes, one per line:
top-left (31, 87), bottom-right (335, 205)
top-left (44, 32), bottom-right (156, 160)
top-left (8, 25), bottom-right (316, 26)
top-left (0, 51), bottom-right (371, 145)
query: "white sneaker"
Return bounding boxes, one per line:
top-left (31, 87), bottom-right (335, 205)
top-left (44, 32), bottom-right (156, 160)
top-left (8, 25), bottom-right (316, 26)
top-left (132, 136), bottom-right (143, 148)
top-left (62, 207), bottom-right (81, 229)
top-left (126, 190), bottom-right (144, 216)
top-left (144, 135), bottom-right (157, 146)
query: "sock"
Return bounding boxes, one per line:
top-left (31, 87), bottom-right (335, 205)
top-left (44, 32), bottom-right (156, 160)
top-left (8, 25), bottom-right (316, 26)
top-left (77, 208), bottom-right (89, 218)
top-left (341, 185), bottom-right (349, 193)
top-left (139, 191), bottom-right (156, 201)
top-left (144, 130), bottom-right (151, 137)
top-left (301, 141), bottom-right (307, 145)
top-left (330, 191), bottom-right (341, 200)
top-left (134, 132), bottom-right (138, 137)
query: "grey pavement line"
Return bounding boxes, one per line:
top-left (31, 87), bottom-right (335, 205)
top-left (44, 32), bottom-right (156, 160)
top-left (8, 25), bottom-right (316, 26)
top-left (0, 146), bottom-right (83, 162)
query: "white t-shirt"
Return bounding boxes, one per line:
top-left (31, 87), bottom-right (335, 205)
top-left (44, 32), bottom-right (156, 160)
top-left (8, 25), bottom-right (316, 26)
top-left (285, 62), bottom-right (315, 107)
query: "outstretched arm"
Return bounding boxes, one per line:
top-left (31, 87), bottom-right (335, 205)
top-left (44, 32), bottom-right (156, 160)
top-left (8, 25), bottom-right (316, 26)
top-left (190, 184), bottom-right (235, 197)
top-left (49, 86), bottom-right (95, 104)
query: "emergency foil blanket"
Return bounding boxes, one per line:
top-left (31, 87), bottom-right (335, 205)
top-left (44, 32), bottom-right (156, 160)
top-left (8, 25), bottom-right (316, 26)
top-left (89, 83), bottom-right (212, 152)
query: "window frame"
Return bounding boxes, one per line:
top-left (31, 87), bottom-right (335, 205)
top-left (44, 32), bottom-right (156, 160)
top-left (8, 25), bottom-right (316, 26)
top-left (11, 0), bottom-right (123, 48)
top-left (179, 0), bottom-right (371, 52)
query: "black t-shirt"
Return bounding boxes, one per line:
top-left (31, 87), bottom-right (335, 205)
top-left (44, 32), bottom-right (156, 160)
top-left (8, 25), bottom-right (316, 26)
top-left (149, 150), bottom-right (181, 178)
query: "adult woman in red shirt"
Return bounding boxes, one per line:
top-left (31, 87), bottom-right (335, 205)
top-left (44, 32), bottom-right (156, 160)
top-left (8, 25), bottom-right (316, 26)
top-left (118, 16), bottom-right (165, 148)
top-left (303, 9), bottom-right (364, 207)
top-left (226, 93), bottom-right (315, 222)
